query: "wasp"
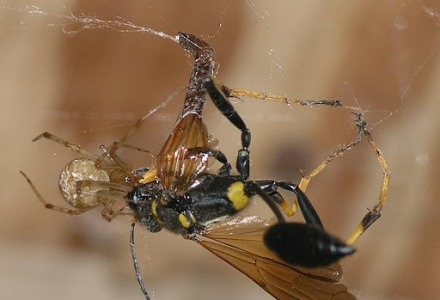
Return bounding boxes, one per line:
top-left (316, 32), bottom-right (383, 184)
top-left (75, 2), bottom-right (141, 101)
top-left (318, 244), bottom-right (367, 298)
top-left (21, 32), bottom-right (390, 300)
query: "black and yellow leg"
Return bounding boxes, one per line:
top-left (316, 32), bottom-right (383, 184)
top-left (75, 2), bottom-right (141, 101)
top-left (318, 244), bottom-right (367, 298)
top-left (296, 112), bottom-right (390, 245)
top-left (254, 180), bottom-right (296, 217)
top-left (298, 112), bottom-right (364, 192)
top-left (345, 112), bottom-right (390, 245)
top-left (225, 88), bottom-right (342, 107)
top-left (211, 83), bottom-right (353, 217)
top-left (270, 112), bottom-right (365, 218)
top-left (245, 181), bottom-right (286, 223)
top-left (276, 181), bottom-right (324, 229)
top-left (285, 112), bottom-right (389, 245)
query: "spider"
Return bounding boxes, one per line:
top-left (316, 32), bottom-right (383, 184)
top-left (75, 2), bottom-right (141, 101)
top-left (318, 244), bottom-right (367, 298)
top-left (21, 32), bottom-right (390, 300)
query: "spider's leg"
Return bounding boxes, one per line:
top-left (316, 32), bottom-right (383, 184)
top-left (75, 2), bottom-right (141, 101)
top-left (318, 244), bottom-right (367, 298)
top-left (20, 171), bottom-right (93, 215)
top-left (77, 180), bottom-right (133, 221)
top-left (32, 132), bottom-right (98, 159)
top-left (204, 77), bottom-right (251, 180)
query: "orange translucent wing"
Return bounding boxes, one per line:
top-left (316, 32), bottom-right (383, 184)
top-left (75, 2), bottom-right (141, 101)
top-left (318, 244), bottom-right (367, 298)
top-left (197, 218), bottom-right (356, 300)
top-left (157, 113), bottom-right (209, 193)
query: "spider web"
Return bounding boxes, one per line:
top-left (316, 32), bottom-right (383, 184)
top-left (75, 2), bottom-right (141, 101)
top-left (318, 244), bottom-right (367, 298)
top-left (3, 1), bottom-right (440, 300)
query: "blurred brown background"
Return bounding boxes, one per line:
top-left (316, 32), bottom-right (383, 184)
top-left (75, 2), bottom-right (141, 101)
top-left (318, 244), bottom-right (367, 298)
top-left (1, 1), bottom-right (439, 299)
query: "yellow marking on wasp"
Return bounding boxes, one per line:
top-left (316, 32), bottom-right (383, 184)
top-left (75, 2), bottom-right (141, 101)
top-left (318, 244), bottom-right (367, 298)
top-left (179, 214), bottom-right (191, 228)
top-left (151, 200), bottom-right (158, 218)
top-left (139, 169), bottom-right (158, 184)
top-left (227, 181), bottom-right (250, 211)
top-left (178, 212), bottom-right (196, 229)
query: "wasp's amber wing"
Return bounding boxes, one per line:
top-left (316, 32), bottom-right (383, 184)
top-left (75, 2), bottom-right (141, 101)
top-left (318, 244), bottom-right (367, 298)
top-left (197, 218), bottom-right (356, 300)
top-left (157, 113), bottom-right (209, 193)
